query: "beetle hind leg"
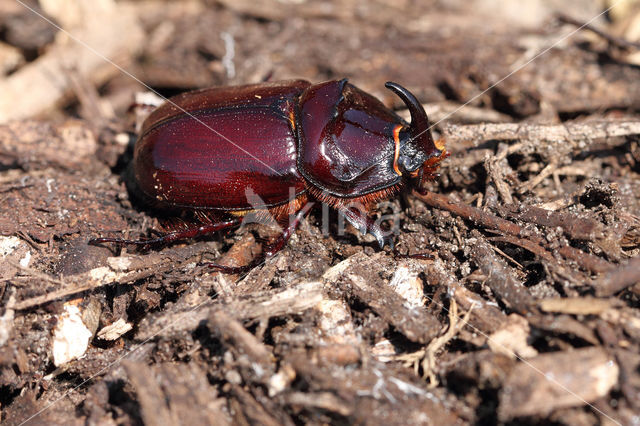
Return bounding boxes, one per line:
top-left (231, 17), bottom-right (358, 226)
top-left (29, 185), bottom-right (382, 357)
top-left (89, 218), bottom-right (242, 250)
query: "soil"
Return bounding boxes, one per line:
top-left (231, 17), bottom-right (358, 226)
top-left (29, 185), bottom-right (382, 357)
top-left (1, 0), bottom-right (640, 425)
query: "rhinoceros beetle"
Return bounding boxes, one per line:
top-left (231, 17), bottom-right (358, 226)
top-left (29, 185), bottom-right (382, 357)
top-left (91, 79), bottom-right (447, 272)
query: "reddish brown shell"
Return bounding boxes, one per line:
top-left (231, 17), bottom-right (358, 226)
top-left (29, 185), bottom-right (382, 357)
top-left (297, 79), bottom-right (404, 198)
top-left (133, 80), bottom-right (310, 211)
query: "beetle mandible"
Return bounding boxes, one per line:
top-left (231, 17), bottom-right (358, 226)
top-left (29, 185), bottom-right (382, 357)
top-left (91, 79), bottom-right (447, 272)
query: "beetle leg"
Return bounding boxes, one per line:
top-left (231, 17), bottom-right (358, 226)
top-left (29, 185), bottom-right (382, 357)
top-left (89, 218), bottom-right (242, 250)
top-left (208, 205), bottom-right (311, 274)
top-left (340, 206), bottom-right (394, 249)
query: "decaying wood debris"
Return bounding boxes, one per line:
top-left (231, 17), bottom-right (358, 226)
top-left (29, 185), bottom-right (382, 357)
top-left (2, 0), bottom-right (640, 424)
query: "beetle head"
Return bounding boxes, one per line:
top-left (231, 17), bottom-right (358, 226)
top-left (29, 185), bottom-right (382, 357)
top-left (385, 82), bottom-right (447, 185)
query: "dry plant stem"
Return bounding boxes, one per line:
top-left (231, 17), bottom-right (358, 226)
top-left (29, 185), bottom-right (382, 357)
top-left (595, 257), bottom-right (640, 296)
top-left (414, 191), bottom-right (618, 278)
top-left (557, 245), bottom-right (616, 274)
top-left (208, 310), bottom-right (274, 372)
top-left (426, 262), bottom-right (508, 334)
top-left (519, 161), bottom-right (558, 193)
top-left (557, 13), bottom-right (640, 51)
top-left (487, 236), bottom-right (555, 262)
top-left (469, 231), bottom-right (534, 314)
top-left (134, 281), bottom-right (323, 341)
top-left (11, 241), bottom-right (216, 310)
top-left (488, 236), bottom-right (588, 288)
top-left (344, 272), bottom-right (440, 344)
top-left (442, 121), bottom-right (640, 151)
top-left (394, 299), bottom-right (472, 383)
top-left (421, 299), bottom-right (473, 387)
top-left (413, 190), bottom-right (522, 236)
top-left (499, 204), bottom-right (604, 241)
top-left (485, 154), bottom-right (514, 204)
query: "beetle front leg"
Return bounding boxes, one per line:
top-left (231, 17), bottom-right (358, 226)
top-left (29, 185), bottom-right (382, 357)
top-left (340, 206), bottom-right (394, 249)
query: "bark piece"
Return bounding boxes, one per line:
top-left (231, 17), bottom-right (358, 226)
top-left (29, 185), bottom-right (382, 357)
top-left (0, 1), bottom-right (143, 123)
top-left (499, 347), bottom-right (619, 420)
top-left (595, 256), bottom-right (640, 296)
top-left (468, 232), bottom-right (534, 314)
top-left (327, 252), bottom-right (441, 344)
top-left (123, 361), bottom-right (230, 426)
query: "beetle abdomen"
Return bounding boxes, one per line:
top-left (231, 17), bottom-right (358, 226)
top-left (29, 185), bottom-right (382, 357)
top-left (134, 82), bottom-right (309, 211)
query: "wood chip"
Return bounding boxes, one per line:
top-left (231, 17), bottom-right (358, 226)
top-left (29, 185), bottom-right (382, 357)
top-left (499, 347), bottom-right (619, 420)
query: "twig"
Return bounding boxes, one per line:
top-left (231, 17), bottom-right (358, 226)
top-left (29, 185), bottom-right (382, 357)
top-left (557, 245), bottom-right (616, 274)
top-left (425, 260), bottom-right (508, 334)
top-left (595, 257), bottom-right (640, 296)
top-left (499, 204), bottom-right (605, 241)
top-left (134, 280), bottom-right (324, 341)
top-left (422, 299), bottom-right (473, 387)
top-left (442, 121), bottom-right (640, 151)
top-left (468, 231), bottom-right (534, 314)
top-left (11, 242), bottom-right (215, 310)
top-left (485, 152), bottom-right (514, 204)
top-left (209, 310), bottom-right (274, 371)
top-left (518, 161), bottom-right (558, 193)
top-left (558, 13), bottom-right (640, 51)
top-left (413, 191), bottom-right (614, 277)
top-left (413, 190), bottom-right (523, 237)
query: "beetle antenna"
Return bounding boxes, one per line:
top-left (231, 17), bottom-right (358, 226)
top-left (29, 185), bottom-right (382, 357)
top-left (384, 82), bottom-right (438, 156)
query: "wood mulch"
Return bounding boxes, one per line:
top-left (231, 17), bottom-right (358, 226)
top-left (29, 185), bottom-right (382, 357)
top-left (1, 1), bottom-right (640, 424)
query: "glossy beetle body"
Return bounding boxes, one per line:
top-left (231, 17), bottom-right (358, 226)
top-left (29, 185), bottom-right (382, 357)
top-left (135, 80), bottom-right (308, 211)
top-left (94, 79), bottom-right (447, 271)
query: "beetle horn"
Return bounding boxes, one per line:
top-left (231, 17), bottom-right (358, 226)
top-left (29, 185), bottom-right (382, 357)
top-left (384, 82), bottom-right (438, 156)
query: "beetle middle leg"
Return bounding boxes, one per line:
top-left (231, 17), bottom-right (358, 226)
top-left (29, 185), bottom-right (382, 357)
top-left (207, 204), bottom-right (312, 274)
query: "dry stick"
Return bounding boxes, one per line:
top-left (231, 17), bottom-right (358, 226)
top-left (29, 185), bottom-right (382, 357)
top-left (442, 121), bottom-right (640, 150)
top-left (414, 191), bottom-right (604, 297)
top-left (11, 242), bottom-right (216, 310)
top-left (413, 190), bottom-right (523, 237)
top-left (595, 257), bottom-right (640, 296)
top-left (499, 204), bottom-right (605, 241)
top-left (208, 310), bottom-right (274, 371)
top-left (488, 236), bottom-right (555, 262)
top-left (349, 273), bottom-right (441, 343)
top-left (557, 13), bottom-right (640, 51)
top-left (487, 236), bottom-right (588, 288)
top-left (485, 154), bottom-right (514, 204)
top-left (557, 245), bottom-right (617, 274)
top-left (414, 191), bottom-right (618, 271)
top-left (415, 191), bottom-right (639, 296)
top-left (469, 231), bottom-right (535, 314)
top-left (518, 161), bottom-right (558, 194)
top-left (425, 261), bottom-right (508, 334)
top-left (134, 280), bottom-right (324, 341)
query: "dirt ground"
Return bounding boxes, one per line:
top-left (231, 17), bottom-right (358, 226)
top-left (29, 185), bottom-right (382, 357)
top-left (1, 0), bottom-right (640, 424)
